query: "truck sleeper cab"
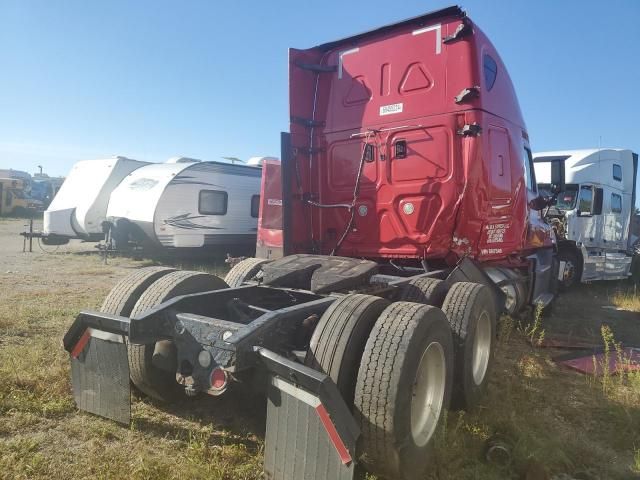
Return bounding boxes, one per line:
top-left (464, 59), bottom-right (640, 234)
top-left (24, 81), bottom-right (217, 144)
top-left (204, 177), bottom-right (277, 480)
top-left (64, 7), bottom-right (559, 480)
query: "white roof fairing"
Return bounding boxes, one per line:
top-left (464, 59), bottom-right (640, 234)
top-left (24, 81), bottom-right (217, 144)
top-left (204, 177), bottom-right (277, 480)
top-left (106, 162), bottom-right (196, 223)
top-left (533, 148), bottom-right (636, 193)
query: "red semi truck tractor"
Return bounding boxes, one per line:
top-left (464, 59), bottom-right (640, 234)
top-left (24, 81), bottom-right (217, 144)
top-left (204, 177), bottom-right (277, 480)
top-left (64, 7), bottom-right (561, 480)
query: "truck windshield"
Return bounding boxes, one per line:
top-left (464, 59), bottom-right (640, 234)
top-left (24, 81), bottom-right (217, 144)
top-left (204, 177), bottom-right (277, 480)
top-left (10, 189), bottom-right (27, 200)
top-left (538, 183), bottom-right (579, 210)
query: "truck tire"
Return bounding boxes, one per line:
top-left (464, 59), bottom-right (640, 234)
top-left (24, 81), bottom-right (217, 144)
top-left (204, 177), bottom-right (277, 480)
top-left (100, 266), bottom-right (176, 316)
top-left (128, 270), bottom-right (229, 402)
top-left (441, 282), bottom-right (496, 410)
top-left (400, 277), bottom-right (447, 307)
top-left (558, 249), bottom-right (581, 289)
top-left (354, 302), bottom-right (454, 480)
top-left (305, 294), bottom-right (389, 405)
top-left (224, 258), bottom-right (270, 288)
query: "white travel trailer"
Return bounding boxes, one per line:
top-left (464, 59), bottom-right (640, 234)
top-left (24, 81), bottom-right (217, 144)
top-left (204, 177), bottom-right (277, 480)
top-left (534, 148), bottom-right (638, 286)
top-left (105, 160), bottom-right (262, 251)
top-left (43, 156), bottom-right (149, 243)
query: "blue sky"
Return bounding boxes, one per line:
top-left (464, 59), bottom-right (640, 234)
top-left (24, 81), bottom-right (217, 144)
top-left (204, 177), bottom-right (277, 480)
top-left (1, 0), bottom-right (639, 200)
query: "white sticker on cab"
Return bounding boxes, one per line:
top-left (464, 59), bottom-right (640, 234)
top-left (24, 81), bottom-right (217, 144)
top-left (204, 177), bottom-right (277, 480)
top-left (379, 103), bottom-right (403, 116)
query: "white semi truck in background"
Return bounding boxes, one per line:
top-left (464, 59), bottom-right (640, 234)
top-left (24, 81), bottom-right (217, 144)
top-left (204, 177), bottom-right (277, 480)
top-left (534, 148), bottom-right (638, 287)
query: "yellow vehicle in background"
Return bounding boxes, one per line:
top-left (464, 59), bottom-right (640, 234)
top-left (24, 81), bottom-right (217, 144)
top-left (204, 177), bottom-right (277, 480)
top-left (0, 177), bottom-right (43, 216)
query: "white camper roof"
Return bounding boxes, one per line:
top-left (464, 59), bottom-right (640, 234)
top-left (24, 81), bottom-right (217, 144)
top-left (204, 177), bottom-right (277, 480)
top-left (107, 161), bottom-right (196, 224)
top-left (533, 148), bottom-right (636, 192)
top-left (45, 156), bottom-right (148, 236)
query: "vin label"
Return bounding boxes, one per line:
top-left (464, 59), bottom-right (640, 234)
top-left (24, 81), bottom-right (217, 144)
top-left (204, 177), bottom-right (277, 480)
top-left (379, 103), bottom-right (403, 116)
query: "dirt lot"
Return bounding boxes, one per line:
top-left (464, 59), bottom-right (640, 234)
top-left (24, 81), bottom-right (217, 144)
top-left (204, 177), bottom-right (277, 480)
top-left (1, 217), bottom-right (639, 479)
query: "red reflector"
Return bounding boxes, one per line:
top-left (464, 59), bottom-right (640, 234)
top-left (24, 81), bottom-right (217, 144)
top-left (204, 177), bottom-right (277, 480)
top-left (315, 403), bottom-right (352, 465)
top-left (71, 329), bottom-right (91, 359)
top-left (210, 368), bottom-right (227, 390)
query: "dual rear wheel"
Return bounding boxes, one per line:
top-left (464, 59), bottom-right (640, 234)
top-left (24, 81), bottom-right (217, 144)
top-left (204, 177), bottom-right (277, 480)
top-left (98, 258), bottom-right (271, 402)
top-left (309, 280), bottom-right (496, 479)
top-left (99, 266), bottom-right (228, 402)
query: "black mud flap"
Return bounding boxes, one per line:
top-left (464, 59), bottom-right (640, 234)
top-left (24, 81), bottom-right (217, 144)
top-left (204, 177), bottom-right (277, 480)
top-left (256, 348), bottom-right (359, 480)
top-left (64, 312), bottom-right (132, 424)
top-left (70, 330), bottom-right (131, 424)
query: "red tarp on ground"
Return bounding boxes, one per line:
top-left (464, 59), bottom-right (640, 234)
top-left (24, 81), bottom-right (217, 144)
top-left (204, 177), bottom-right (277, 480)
top-left (534, 334), bottom-right (601, 349)
top-left (558, 347), bottom-right (640, 375)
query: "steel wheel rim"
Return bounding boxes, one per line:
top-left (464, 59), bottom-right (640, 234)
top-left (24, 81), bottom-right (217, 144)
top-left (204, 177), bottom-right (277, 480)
top-left (472, 311), bottom-right (492, 385)
top-left (410, 341), bottom-right (446, 447)
top-left (563, 260), bottom-right (576, 285)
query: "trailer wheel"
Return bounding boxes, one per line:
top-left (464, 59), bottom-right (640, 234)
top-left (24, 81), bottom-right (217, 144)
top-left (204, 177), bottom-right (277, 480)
top-left (558, 249), bottom-right (581, 289)
top-left (400, 277), bottom-right (447, 307)
top-left (441, 282), bottom-right (496, 410)
top-left (305, 294), bottom-right (389, 405)
top-left (100, 266), bottom-right (176, 316)
top-left (224, 257), bottom-right (270, 288)
top-left (128, 270), bottom-right (229, 402)
top-left (354, 302), bottom-right (453, 480)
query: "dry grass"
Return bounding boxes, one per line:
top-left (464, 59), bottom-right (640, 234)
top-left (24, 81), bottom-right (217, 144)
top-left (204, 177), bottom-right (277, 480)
top-left (0, 217), bottom-right (639, 479)
top-left (3, 284), bottom-right (639, 480)
top-left (0, 247), bottom-right (262, 480)
top-left (426, 316), bottom-right (640, 480)
top-left (610, 285), bottom-right (640, 312)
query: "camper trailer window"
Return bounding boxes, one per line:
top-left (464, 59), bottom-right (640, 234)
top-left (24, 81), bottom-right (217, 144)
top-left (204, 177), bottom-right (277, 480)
top-left (578, 186), bottom-right (593, 215)
top-left (251, 195), bottom-right (260, 218)
top-left (611, 193), bottom-right (622, 213)
top-left (199, 190), bottom-right (228, 215)
top-left (613, 164), bottom-right (622, 182)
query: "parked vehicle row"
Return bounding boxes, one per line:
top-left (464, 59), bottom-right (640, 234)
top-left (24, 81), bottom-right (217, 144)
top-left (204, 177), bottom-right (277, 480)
top-left (0, 168), bottom-right (64, 214)
top-left (42, 156), bottom-right (263, 254)
top-left (0, 177), bottom-right (43, 216)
